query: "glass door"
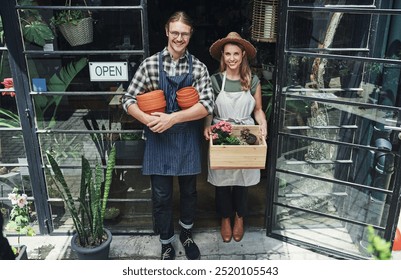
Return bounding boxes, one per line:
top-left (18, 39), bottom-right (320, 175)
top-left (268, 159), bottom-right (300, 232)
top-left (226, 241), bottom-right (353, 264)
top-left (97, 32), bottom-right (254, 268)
top-left (267, 0), bottom-right (401, 259)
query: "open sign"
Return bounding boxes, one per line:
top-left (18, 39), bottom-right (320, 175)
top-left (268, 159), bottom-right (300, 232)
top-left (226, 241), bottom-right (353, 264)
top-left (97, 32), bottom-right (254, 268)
top-left (89, 62), bottom-right (128, 81)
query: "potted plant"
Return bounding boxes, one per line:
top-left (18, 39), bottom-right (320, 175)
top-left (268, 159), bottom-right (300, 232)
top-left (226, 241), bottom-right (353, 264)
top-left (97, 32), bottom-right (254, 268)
top-left (115, 131), bottom-right (145, 166)
top-left (0, 0), bottom-right (54, 48)
top-left (50, 0), bottom-right (94, 47)
top-left (19, 0), bottom-right (55, 47)
top-left (103, 207), bottom-right (121, 225)
top-left (82, 116), bottom-right (136, 214)
top-left (209, 121), bottom-right (267, 169)
top-left (45, 145), bottom-right (116, 260)
top-left (5, 187), bottom-right (36, 260)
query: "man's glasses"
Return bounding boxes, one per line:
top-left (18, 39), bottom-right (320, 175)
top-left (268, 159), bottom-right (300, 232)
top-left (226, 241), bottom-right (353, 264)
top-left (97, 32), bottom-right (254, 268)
top-left (169, 31), bottom-right (190, 39)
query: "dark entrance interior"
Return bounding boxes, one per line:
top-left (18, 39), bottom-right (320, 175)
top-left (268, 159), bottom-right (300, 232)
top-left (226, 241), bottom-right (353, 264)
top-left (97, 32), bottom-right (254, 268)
top-left (146, 0), bottom-right (272, 230)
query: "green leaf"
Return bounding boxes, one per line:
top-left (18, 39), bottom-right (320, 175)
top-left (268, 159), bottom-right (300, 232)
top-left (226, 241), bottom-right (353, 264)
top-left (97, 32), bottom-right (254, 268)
top-left (0, 108), bottom-right (20, 128)
top-left (47, 57), bottom-right (88, 92)
top-left (0, 18), bottom-right (3, 45)
top-left (22, 21), bottom-right (54, 47)
top-left (52, 10), bottom-right (88, 26)
top-left (367, 225), bottom-right (392, 260)
top-left (34, 58), bottom-right (87, 129)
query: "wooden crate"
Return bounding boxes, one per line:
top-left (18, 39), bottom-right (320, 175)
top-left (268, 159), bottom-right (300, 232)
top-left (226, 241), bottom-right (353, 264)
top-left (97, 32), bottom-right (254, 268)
top-left (209, 125), bottom-right (267, 169)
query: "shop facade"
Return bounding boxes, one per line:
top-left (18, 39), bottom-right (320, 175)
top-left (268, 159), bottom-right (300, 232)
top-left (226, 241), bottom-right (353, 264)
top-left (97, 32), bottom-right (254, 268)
top-left (0, 0), bottom-right (400, 259)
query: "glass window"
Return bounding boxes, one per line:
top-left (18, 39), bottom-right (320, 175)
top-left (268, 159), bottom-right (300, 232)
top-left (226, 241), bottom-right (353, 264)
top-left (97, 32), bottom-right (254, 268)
top-left (284, 56), bottom-right (401, 109)
top-left (289, 0), bottom-right (375, 6)
top-left (19, 8), bottom-right (143, 52)
top-left (26, 55), bottom-right (141, 93)
top-left (287, 11), bottom-right (370, 50)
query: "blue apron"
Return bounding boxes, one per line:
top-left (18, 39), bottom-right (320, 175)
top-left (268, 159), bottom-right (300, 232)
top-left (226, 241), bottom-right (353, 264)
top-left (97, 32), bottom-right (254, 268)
top-left (142, 53), bottom-right (202, 176)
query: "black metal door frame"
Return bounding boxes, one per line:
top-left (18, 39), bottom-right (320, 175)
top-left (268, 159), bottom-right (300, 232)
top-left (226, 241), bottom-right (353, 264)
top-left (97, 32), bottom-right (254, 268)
top-left (0, 0), bottom-right (53, 234)
top-left (265, 1), bottom-right (401, 259)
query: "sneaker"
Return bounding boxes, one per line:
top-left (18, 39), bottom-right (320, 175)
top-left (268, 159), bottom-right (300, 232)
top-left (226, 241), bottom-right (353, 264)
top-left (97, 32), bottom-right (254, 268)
top-left (179, 227), bottom-right (200, 260)
top-left (161, 243), bottom-right (175, 260)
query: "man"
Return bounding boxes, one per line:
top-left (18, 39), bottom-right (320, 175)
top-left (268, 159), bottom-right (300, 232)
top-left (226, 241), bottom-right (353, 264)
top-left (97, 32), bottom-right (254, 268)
top-left (122, 11), bottom-right (214, 260)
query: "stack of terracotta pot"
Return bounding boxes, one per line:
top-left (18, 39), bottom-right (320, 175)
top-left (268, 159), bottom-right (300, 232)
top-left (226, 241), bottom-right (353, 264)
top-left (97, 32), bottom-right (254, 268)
top-left (176, 86), bottom-right (199, 110)
top-left (136, 90), bottom-right (166, 114)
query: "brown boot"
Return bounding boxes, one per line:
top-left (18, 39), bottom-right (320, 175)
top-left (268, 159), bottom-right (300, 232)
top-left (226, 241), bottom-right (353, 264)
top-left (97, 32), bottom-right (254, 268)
top-left (233, 213), bottom-right (244, 242)
top-left (220, 217), bottom-right (232, 242)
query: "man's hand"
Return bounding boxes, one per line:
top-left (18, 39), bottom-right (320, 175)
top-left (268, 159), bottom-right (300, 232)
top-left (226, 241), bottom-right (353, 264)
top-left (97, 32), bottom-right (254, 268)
top-left (147, 112), bottom-right (176, 133)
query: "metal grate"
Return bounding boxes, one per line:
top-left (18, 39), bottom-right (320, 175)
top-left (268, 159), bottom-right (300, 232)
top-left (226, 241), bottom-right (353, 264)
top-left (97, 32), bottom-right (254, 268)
top-left (251, 0), bottom-right (278, 43)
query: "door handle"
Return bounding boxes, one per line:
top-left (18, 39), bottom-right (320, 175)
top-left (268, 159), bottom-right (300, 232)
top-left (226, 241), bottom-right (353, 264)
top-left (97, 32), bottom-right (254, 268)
top-left (384, 126), bottom-right (401, 131)
top-left (384, 126), bottom-right (401, 140)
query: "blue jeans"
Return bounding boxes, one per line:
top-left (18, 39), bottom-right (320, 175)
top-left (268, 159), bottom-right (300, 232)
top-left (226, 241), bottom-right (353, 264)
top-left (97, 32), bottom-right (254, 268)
top-left (151, 175), bottom-right (197, 244)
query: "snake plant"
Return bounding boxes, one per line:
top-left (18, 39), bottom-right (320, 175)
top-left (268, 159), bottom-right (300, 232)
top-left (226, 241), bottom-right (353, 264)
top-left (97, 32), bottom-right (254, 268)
top-left (45, 145), bottom-right (116, 247)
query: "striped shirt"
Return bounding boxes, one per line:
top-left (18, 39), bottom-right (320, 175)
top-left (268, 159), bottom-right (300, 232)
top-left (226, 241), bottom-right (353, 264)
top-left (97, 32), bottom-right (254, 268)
top-left (122, 47), bottom-right (214, 114)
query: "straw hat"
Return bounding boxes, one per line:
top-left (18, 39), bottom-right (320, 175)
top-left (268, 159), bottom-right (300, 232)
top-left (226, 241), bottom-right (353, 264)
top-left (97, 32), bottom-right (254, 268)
top-left (209, 32), bottom-right (257, 61)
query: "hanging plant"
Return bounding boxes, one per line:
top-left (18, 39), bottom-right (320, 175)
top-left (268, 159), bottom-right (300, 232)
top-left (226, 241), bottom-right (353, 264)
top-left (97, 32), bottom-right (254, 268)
top-left (50, 0), bottom-right (93, 47)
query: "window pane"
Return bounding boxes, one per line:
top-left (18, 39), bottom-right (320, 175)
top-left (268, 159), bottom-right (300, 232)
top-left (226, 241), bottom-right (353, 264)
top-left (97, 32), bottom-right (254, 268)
top-left (289, 0), bottom-right (375, 6)
top-left (27, 55), bottom-right (141, 94)
top-left (287, 11), bottom-right (370, 50)
top-left (20, 9), bottom-right (144, 52)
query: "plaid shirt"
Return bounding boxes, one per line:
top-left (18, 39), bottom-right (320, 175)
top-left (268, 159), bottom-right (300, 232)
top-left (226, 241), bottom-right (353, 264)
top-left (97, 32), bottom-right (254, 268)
top-left (122, 47), bottom-right (214, 114)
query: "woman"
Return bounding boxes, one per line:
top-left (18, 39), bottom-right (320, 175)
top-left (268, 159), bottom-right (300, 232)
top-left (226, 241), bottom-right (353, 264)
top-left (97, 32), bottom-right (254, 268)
top-left (204, 32), bottom-right (267, 242)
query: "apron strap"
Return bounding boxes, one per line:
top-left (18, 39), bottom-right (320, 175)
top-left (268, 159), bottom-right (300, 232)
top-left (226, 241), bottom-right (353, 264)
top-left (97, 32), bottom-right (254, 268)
top-left (158, 51), bottom-right (194, 113)
top-left (221, 72), bottom-right (227, 91)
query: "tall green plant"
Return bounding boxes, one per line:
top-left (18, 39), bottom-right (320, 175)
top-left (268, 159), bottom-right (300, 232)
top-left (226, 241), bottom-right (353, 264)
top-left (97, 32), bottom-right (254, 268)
top-left (83, 115), bottom-right (111, 167)
top-left (45, 145), bottom-right (116, 247)
top-left (35, 57), bottom-right (87, 128)
top-left (0, 108), bottom-right (20, 128)
top-left (47, 57), bottom-right (88, 92)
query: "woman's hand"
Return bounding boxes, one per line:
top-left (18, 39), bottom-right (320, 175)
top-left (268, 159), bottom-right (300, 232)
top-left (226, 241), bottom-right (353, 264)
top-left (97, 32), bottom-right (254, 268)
top-left (203, 115), bottom-right (213, 140)
top-left (204, 126), bottom-right (212, 140)
top-left (259, 124), bottom-right (268, 140)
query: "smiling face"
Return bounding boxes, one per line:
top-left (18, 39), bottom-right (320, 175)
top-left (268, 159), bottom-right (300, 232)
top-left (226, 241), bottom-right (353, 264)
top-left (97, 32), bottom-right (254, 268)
top-left (222, 43), bottom-right (244, 73)
top-left (165, 20), bottom-right (192, 60)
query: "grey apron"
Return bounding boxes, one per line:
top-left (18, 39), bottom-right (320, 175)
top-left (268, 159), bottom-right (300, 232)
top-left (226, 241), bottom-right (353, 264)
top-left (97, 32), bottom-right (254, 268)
top-left (208, 73), bottom-right (260, 186)
top-left (142, 53), bottom-right (202, 175)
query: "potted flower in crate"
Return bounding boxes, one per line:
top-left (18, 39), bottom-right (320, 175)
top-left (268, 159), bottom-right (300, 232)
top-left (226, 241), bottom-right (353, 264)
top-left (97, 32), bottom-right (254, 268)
top-left (45, 145), bottom-right (116, 260)
top-left (210, 121), bottom-right (241, 145)
top-left (5, 187), bottom-right (36, 260)
top-left (209, 121), bottom-right (267, 169)
top-left (50, 0), bottom-right (93, 47)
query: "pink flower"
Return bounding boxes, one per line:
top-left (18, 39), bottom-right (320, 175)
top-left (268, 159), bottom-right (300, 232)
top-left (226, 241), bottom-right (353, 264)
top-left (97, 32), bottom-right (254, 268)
top-left (17, 194), bottom-right (28, 208)
top-left (210, 120), bottom-right (240, 145)
top-left (8, 193), bottom-right (18, 204)
top-left (1, 78), bottom-right (16, 97)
